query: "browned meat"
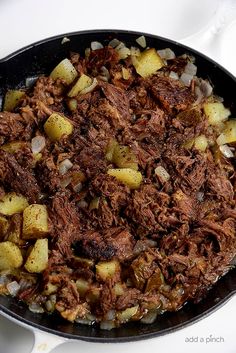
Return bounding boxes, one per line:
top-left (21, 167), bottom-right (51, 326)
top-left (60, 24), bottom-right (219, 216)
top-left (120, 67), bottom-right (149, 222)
top-left (0, 112), bottom-right (34, 145)
top-left (86, 46), bottom-right (119, 72)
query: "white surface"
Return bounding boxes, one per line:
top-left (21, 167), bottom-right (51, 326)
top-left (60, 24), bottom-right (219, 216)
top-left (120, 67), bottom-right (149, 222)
top-left (0, 0), bottom-right (236, 352)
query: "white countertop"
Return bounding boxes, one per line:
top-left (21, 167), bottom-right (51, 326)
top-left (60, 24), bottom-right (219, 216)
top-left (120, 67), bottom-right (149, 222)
top-left (0, 0), bottom-right (236, 352)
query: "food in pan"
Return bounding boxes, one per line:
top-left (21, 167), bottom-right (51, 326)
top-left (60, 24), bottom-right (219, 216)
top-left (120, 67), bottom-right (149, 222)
top-left (0, 36), bottom-right (235, 330)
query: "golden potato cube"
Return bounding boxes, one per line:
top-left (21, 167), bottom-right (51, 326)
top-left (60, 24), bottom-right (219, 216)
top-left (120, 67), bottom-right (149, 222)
top-left (3, 90), bottom-right (25, 112)
top-left (113, 145), bottom-right (138, 171)
top-left (1, 141), bottom-right (26, 154)
top-left (68, 74), bottom-right (92, 97)
top-left (217, 120), bottom-right (236, 145)
top-left (76, 279), bottom-right (90, 296)
top-left (44, 113), bottom-right (73, 141)
top-left (194, 135), bottom-right (208, 152)
top-left (24, 238), bottom-right (48, 273)
top-left (43, 282), bottom-right (58, 295)
top-left (107, 168), bottom-right (142, 189)
top-left (203, 102), bottom-right (230, 125)
top-left (0, 241), bottom-right (23, 270)
top-left (96, 260), bottom-right (120, 281)
top-left (50, 58), bottom-right (78, 85)
top-left (22, 204), bottom-right (48, 239)
top-left (105, 139), bottom-right (119, 162)
top-left (114, 283), bottom-right (125, 296)
top-left (133, 48), bottom-right (164, 78)
top-left (0, 193), bottom-right (28, 216)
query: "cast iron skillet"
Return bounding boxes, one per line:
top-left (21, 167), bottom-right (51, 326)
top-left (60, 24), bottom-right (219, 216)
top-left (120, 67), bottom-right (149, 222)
top-left (0, 29), bottom-right (236, 342)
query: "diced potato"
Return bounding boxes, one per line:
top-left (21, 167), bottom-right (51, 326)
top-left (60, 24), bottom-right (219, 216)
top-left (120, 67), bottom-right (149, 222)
top-left (114, 283), bottom-right (125, 296)
top-left (113, 145), bottom-right (138, 171)
top-left (76, 279), bottom-right (90, 296)
top-left (3, 90), bottom-right (25, 112)
top-left (117, 306), bottom-right (139, 323)
top-left (133, 48), bottom-right (164, 78)
top-left (96, 260), bottom-right (120, 281)
top-left (86, 287), bottom-right (100, 303)
top-left (217, 120), bottom-right (236, 145)
top-left (108, 168), bottom-right (142, 189)
top-left (43, 282), bottom-right (58, 295)
top-left (122, 67), bottom-right (131, 80)
top-left (22, 204), bottom-right (48, 239)
top-left (0, 216), bottom-right (9, 238)
top-left (0, 241), bottom-right (23, 270)
top-left (203, 102), bottom-right (230, 125)
top-left (68, 74), bottom-right (92, 98)
top-left (89, 197), bottom-right (100, 211)
top-left (24, 238), bottom-right (48, 273)
top-left (1, 141), bottom-right (26, 154)
top-left (194, 135), bottom-right (208, 152)
top-left (105, 139), bottom-right (119, 162)
top-left (44, 113), bottom-right (73, 141)
top-left (50, 58), bottom-right (78, 85)
top-left (182, 139), bottom-right (194, 149)
top-left (0, 193), bottom-right (28, 216)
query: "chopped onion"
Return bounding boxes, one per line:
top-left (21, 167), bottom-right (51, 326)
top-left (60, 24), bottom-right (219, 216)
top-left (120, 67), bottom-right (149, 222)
top-left (60, 176), bottom-right (72, 188)
top-left (115, 42), bottom-right (125, 51)
top-left (117, 47), bottom-right (131, 60)
top-left (91, 41), bottom-right (103, 50)
top-left (169, 71), bottom-right (179, 80)
top-left (194, 86), bottom-right (204, 105)
top-left (157, 48), bottom-right (175, 60)
top-left (73, 181), bottom-right (82, 193)
top-left (219, 145), bottom-right (234, 158)
top-left (180, 72), bottom-right (193, 87)
top-left (29, 303), bottom-right (44, 314)
top-left (19, 278), bottom-right (31, 290)
top-left (108, 38), bottom-right (121, 48)
top-left (25, 76), bottom-right (38, 88)
top-left (200, 80), bottom-right (213, 98)
top-left (75, 317), bottom-right (95, 326)
top-left (0, 275), bottom-right (8, 285)
top-left (100, 66), bottom-right (110, 81)
top-left (100, 320), bottom-right (116, 330)
top-left (77, 200), bottom-right (88, 208)
top-left (59, 159), bottom-right (73, 175)
top-left (130, 46), bottom-right (141, 57)
top-left (31, 136), bottom-right (46, 154)
top-left (0, 96), bottom-right (3, 111)
top-left (196, 191), bottom-right (204, 202)
top-left (7, 281), bottom-right (20, 296)
top-left (141, 310), bottom-right (158, 324)
top-left (45, 300), bottom-right (55, 312)
top-left (80, 78), bottom-right (98, 95)
top-left (136, 35), bottom-right (146, 48)
top-left (61, 37), bottom-right (70, 45)
top-left (184, 62), bottom-right (197, 76)
top-left (155, 166), bottom-right (170, 182)
top-left (105, 310), bottom-right (116, 321)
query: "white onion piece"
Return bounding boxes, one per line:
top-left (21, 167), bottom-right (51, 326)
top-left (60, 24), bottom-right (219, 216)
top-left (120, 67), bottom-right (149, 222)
top-left (141, 310), bottom-right (158, 324)
top-left (117, 47), bottom-right (131, 60)
top-left (29, 303), bottom-right (44, 314)
top-left (91, 41), bottom-right (103, 50)
top-left (200, 80), bottom-right (213, 98)
top-left (136, 35), bottom-right (146, 48)
top-left (100, 66), bottom-right (110, 81)
top-left (0, 96), bottom-right (3, 111)
top-left (59, 159), bottom-right (73, 175)
top-left (180, 72), bottom-right (193, 87)
top-left (6, 281), bottom-right (20, 296)
top-left (80, 78), bottom-right (98, 95)
top-left (219, 145), bottom-right (234, 158)
top-left (61, 37), bottom-right (70, 44)
top-left (157, 48), bottom-right (175, 60)
top-left (60, 176), bottom-right (72, 188)
top-left (196, 192), bottom-right (204, 202)
top-left (194, 86), bottom-right (204, 105)
top-left (77, 200), bottom-right (88, 208)
top-left (75, 317), bottom-right (95, 326)
top-left (130, 46), bottom-right (141, 57)
top-left (73, 182), bottom-right (82, 193)
top-left (25, 76), bottom-right (38, 88)
top-left (19, 278), bottom-right (32, 290)
top-left (31, 136), bottom-right (46, 154)
top-left (155, 166), bottom-right (170, 182)
top-left (45, 300), bottom-right (54, 312)
top-left (115, 42), bottom-right (125, 51)
top-left (100, 320), bottom-right (116, 330)
top-left (169, 71), bottom-right (179, 80)
top-left (105, 310), bottom-right (116, 321)
top-left (108, 38), bottom-right (121, 48)
top-left (184, 62), bottom-right (197, 76)
top-left (0, 275), bottom-right (8, 285)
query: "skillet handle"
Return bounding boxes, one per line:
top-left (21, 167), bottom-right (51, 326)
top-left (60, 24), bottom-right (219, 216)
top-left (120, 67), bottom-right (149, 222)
top-left (30, 330), bottom-right (67, 353)
top-left (180, 0), bottom-right (236, 59)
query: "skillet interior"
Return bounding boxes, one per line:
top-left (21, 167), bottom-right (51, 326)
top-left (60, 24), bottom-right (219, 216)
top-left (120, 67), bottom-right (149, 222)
top-left (0, 29), bottom-right (236, 342)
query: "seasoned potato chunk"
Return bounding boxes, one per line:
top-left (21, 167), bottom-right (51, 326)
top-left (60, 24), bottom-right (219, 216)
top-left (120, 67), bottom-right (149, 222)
top-left (0, 241), bottom-right (23, 270)
top-left (1, 141), bottom-right (26, 154)
top-left (3, 90), bottom-right (25, 112)
top-left (96, 260), bottom-right (120, 281)
top-left (50, 58), bottom-right (78, 85)
top-left (24, 238), bottom-right (48, 273)
top-left (194, 135), bottom-right (208, 152)
top-left (22, 204), bottom-right (48, 239)
top-left (217, 120), bottom-right (236, 145)
top-left (105, 139), bottom-right (119, 162)
top-left (203, 102), bottom-right (230, 125)
top-left (44, 113), bottom-right (73, 141)
top-left (117, 306), bottom-right (139, 323)
top-left (133, 48), bottom-right (164, 78)
top-left (108, 168), bottom-right (142, 189)
top-left (76, 279), bottom-right (90, 296)
top-left (0, 193), bottom-right (28, 216)
top-left (113, 145), bottom-right (138, 171)
top-left (68, 74), bottom-right (92, 97)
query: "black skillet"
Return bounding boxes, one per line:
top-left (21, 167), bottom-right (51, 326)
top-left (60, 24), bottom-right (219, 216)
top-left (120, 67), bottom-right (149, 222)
top-left (0, 29), bottom-right (236, 343)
